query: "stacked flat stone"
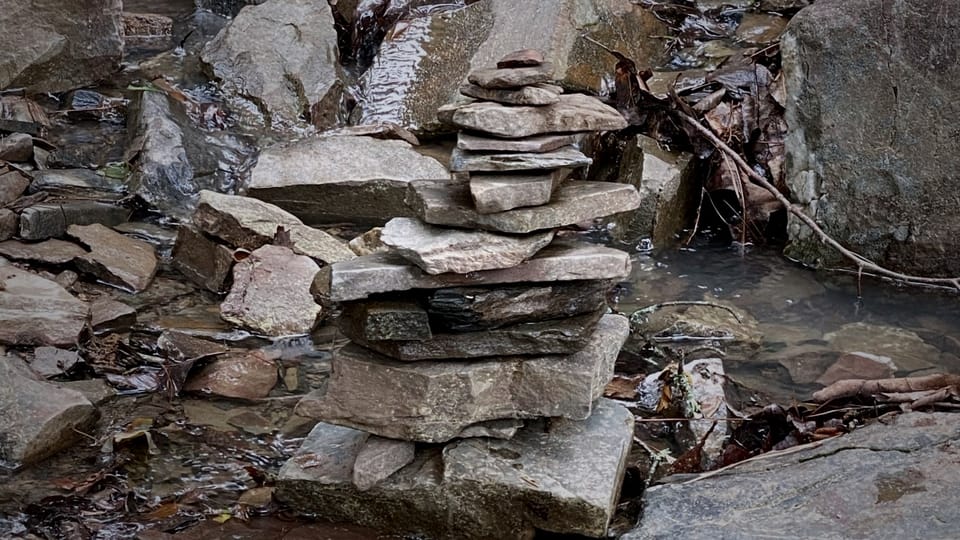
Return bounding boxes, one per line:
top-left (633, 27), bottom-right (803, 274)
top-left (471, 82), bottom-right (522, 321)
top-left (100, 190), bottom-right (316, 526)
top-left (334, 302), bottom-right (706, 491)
top-left (276, 51), bottom-right (642, 540)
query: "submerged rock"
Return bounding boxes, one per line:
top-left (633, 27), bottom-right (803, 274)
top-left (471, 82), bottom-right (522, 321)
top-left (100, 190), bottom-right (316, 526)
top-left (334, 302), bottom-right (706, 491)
top-left (184, 350), bottom-right (278, 400)
top-left (0, 267), bottom-right (89, 347)
top-left (824, 322), bottom-right (938, 373)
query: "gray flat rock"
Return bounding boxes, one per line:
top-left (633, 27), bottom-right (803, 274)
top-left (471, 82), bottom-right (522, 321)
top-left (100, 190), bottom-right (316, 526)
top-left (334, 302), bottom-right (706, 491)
top-left (452, 93), bottom-right (627, 138)
top-left (0, 167), bottom-right (30, 205)
top-left (341, 309), bottom-right (604, 361)
top-left (18, 201), bottom-right (129, 241)
top-left (247, 135), bottom-right (450, 224)
top-left (341, 301), bottom-right (432, 341)
top-left (0, 267), bottom-right (89, 347)
top-left (450, 145), bottom-right (592, 173)
top-left (314, 240), bottom-right (631, 302)
top-left (297, 314), bottom-right (628, 442)
top-left (171, 225), bottom-right (235, 294)
top-left (0, 239), bottom-right (86, 265)
top-left (457, 132), bottom-right (580, 153)
top-left (470, 170), bottom-right (564, 213)
top-left (468, 62), bottom-right (554, 89)
top-left (30, 347), bottom-right (81, 378)
top-left (277, 398), bottom-right (634, 539)
top-left (29, 168), bottom-right (125, 200)
top-left (221, 245), bottom-right (321, 336)
top-left (625, 412), bottom-right (960, 540)
top-left (0, 210), bottom-right (14, 241)
top-left (407, 180), bottom-right (643, 234)
top-left (353, 436), bottom-right (416, 491)
top-left (459, 83), bottom-right (559, 105)
top-left (497, 49), bottom-right (545, 68)
top-left (380, 217), bottom-right (554, 275)
top-left (90, 298), bottom-right (137, 334)
top-left (68, 223), bottom-right (158, 293)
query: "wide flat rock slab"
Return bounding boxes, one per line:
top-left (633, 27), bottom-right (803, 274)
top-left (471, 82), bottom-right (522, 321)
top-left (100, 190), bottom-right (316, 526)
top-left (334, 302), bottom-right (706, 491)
top-left (297, 314), bottom-right (628, 442)
top-left (624, 412), bottom-right (960, 540)
top-left (458, 132), bottom-right (579, 153)
top-left (314, 241), bottom-right (631, 302)
top-left (468, 62), bottom-right (554, 89)
top-left (450, 145), bottom-right (591, 173)
top-left (451, 93), bottom-right (627, 138)
top-left (380, 217), bottom-right (554, 275)
top-left (277, 398), bottom-right (633, 539)
top-left (247, 135), bottom-right (450, 224)
top-left (0, 239), bottom-right (86, 265)
top-left (407, 180), bottom-right (642, 234)
top-left (19, 201), bottom-right (129, 241)
top-left (459, 82), bottom-right (559, 105)
top-left (0, 267), bottom-right (89, 347)
top-left (68, 223), bottom-right (159, 293)
top-left (470, 170), bottom-right (564, 213)
top-left (340, 309), bottom-right (604, 360)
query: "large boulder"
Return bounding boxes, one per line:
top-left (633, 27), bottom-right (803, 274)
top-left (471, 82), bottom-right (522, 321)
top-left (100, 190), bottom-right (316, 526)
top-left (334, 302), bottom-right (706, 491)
top-left (782, 0), bottom-right (960, 276)
top-left (0, 0), bottom-right (123, 92)
top-left (351, 0), bottom-right (667, 133)
top-left (200, 0), bottom-right (342, 130)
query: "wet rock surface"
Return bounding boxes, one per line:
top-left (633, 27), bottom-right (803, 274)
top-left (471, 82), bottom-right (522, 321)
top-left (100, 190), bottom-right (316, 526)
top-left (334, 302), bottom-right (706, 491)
top-left (451, 93), bottom-right (628, 138)
top-left (171, 225), bottom-right (235, 293)
top-left (68, 223), bottom-right (159, 293)
top-left (0, 239), bottom-right (86, 265)
top-left (183, 350), bottom-right (278, 400)
top-left (0, 266), bottom-right (89, 347)
top-left (450, 145), bottom-right (592, 172)
top-left (18, 202), bottom-right (129, 241)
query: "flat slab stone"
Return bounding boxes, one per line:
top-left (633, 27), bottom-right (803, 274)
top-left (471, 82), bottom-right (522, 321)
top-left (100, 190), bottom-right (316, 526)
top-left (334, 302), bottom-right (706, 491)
top-left (0, 267), bottom-right (89, 347)
top-left (29, 168), bottom-right (125, 200)
top-left (407, 180), bottom-right (643, 233)
top-left (183, 350), bottom-right (278, 400)
top-left (457, 132), bottom-right (580, 153)
top-left (497, 49), bottom-right (544, 68)
top-left (0, 167), bottom-right (31, 204)
top-left (193, 190), bottom-right (356, 265)
top-left (0, 239), bottom-right (86, 265)
top-left (468, 62), bottom-right (554, 89)
top-left (450, 145), bottom-right (592, 173)
top-left (341, 301), bottom-right (432, 341)
top-left (451, 93), bottom-right (627, 138)
top-left (624, 412), bottom-right (960, 540)
top-left (0, 209), bottom-right (15, 241)
top-left (314, 240), bottom-right (631, 302)
top-left (277, 398), bottom-right (633, 539)
top-left (470, 170), bottom-right (564, 213)
top-left (381, 217), bottom-right (555, 275)
top-left (171, 225), bottom-right (235, 294)
top-left (90, 298), bottom-right (137, 334)
top-left (352, 436), bottom-right (416, 491)
top-left (221, 245), bottom-right (322, 336)
top-left (247, 135), bottom-right (450, 224)
top-left (297, 314), bottom-right (628, 442)
top-left (341, 309), bottom-right (604, 361)
top-left (18, 201), bottom-right (129, 241)
top-left (459, 83), bottom-right (559, 106)
top-left (68, 223), bottom-right (159, 293)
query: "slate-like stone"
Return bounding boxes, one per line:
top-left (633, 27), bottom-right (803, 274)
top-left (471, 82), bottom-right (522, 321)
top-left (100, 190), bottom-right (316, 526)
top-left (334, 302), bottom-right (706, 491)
top-left (624, 412), bottom-right (960, 540)
top-left (68, 223), bottom-right (158, 293)
top-left (171, 225), bottom-right (235, 294)
top-left (342, 309), bottom-right (604, 361)
top-left (193, 190), bottom-right (356, 264)
top-left (353, 436), bottom-right (417, 491)
top-left (497, 49), bottom-right (544, 68)
top-left (0, 266), bottom-right (89, 347)
top-left (220, 245), bottom-right (322, 336)
top-left (468, 62), bottom-right (554, 89)
top-left (0, 239), bottom-right (86, 265)
top-left (408, 180), bottom-right (642, 234)
top-left (157, 330), bottom-right (230, 362)
top-left (184, 350), bottom-right (278, 400)
top-left (470, 170), bottom-right (564, 214)
top-left (457, 132), bottom-right (580, 153)
top-left (30, 347), bottom-right (81, 378)
top-left (341, 301), bottom-right (432, 341)
top-left (459, 83), bottom-right (559, 106)
top-left (0, 356), bottom-right (96, 467)
top-left (451, 93), bottom-right (627, 138)
top-left (277, 399), bottom-right (634, 539)
top-left (19, 201), bottom-right (129, 241)
top-left (380, 217), bottom-right (554, 275)
top-left (298, 314), bottom-right (628, 442)
top-left (0, 168), bottom-right (31, 205)
top-left (450, 145), bottom-right (591, 173)
top-left (314, 241), bottom-right (631, 302)
top-left (426, 279), bottom-right (612, 331)
top-left (0, 209), bottom-right (15, 241)
top-left (0, 132), bottom-right (33, 162)
top-left (29, 168), bottom-right (125, 200)
top-left (90, 298), bottom-right (137, 334)
top-left (247, 135), bottom-right (450, 224)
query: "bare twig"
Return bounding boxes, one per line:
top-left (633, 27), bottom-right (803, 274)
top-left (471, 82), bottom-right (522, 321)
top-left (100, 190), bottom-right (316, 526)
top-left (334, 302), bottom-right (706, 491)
top-left (631, 300), bottom-right (743, 323)
top-left (680, 113), bottom-right (960, 291)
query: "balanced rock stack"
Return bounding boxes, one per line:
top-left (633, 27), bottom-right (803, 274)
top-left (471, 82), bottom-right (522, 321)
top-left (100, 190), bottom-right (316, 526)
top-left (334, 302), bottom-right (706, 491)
top-left (276, 51), bottom-right (641, 539)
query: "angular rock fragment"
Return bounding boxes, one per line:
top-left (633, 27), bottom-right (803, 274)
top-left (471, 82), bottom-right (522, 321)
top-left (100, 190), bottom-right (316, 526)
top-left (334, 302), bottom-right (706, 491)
top-left (171, 225), bottom-right (235, 293)
top-left (0, 167), bottom-right (31, 204)
top-left (470, 170), bottom-right (564, 214)
top-left (157, 330), bottom-right (229, 362)
top-left (68, 223), bottom-right (158, 293)
top-left (90, 298), bottom-right (137, 334)
top-left (381, 217), bottom-right (554, 275)
top-left (353, 436), bottom-right (416, 491)
top-left (184, 350), bottom-right (278, 400)
top-left (459, 83), bottom-right (559, 106)
top-left (341, 301), bottom-right (432, 341)
top-left (29, 168), bottom-right (125, 200)
top-left (0, 132), bottom-right (33, 162)
top-left (297, 315), bottom-right (628, 442)
top-left (0, 210), bottom-right (15, 241)
top-left (0, 266), bottom-right (89, 347)
top-left (497, 49), bottom-right (544, 68)
top-left (220, 245), bottom-right (322, 336)
top-left (19, 202), bottom-right (129, 241)
top-left (0, 239), bottom-right (86, 265)
top-left (314, 241), bottom-right (631, 302)
top-left (450, 145), bottom-right (592, 173)
top-left (468, 63), bottom-right (554, 89)
top-left (30, 347), bottom-right (81, 378)
top-left (451, 94), bottom-right (627, 138)
top-left (407, 180), bottom-right (642, 234)
top-left (457, 132), bottom-right (580, 153)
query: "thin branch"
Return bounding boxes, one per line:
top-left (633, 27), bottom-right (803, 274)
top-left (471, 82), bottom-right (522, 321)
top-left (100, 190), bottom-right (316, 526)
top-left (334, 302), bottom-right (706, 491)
top-left (631, 300), bottom-right (743, 323)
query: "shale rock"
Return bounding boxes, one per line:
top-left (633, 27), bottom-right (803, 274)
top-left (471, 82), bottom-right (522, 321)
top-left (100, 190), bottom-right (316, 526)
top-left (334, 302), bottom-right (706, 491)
top-left (470, 171), bottom-right (565, 214)
top-left (68, 224), bottom-right (159, 293)
top-left (0, 239), bottom-right (86, 265)
top-left (467, 63), bottom-right (554, 89)
top-left (171, 225), bottom-right (235, 293)
top-left (352, 436), bottom-right (417, 491)
top-left (184, 350), bottom-right (278, 400)
top-left (0, 267), bottom-right (89, 347)
top-left (451, 94), bottom-right (627, 138)
top-left (457, 132), bottom-right (580, 153)
top-left (18, 202), bottom-right (129, 241)
top-left (459, 83), bottom-right (559, 106)
top-left (450, 145), bottom-right (592, 173)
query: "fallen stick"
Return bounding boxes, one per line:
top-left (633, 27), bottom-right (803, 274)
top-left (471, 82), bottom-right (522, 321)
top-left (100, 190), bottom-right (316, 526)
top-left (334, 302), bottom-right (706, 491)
top-left (812, 373), bottom-right (960, 402)
top-left (679, 113), bottom-right (960, 291)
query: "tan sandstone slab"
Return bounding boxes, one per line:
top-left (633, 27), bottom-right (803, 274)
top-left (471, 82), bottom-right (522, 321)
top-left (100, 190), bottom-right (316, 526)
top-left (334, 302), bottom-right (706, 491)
top-left (451, 93), bottom-right (627, 138)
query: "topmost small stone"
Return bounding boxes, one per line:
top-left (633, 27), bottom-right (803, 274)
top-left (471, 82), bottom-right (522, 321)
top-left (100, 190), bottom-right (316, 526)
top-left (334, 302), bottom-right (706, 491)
top-left (497, 49), bottom-right (544, 69)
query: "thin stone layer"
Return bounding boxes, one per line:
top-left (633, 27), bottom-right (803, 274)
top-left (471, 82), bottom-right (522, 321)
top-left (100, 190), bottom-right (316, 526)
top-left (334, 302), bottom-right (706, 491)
top-left (470, 171), bottom-right (564, 214)
top-left (450, 145), bottom-right (591, 173)
top-left (451, 93), bottom-right (627, 138)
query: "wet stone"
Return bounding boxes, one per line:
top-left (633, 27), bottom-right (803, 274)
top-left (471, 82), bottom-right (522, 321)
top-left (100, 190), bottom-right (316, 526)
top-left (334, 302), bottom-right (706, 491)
top-left (322, 123), bottom-right (420, 146)
top-left (825, 322), bottom-right (939, 373)
top-left (0, 167), bottom-right (31, 204)
top-left (451, 93), bottom-right (628, 138)
top-left (450, 145), bottom-right (592, 173)
top-left (297, 314), bottom-right (628, 442)
top-left (30, 347), bottom-right (81, 378)
top-left (341, 301), bottom-right (432, 341)
top-left (470, 170), bottom-right (564, 214)
top-left (340, 309), bottom-right (605, 361)
top-left (314, 241), bottom-right (631, 302)
top-left (90, 298), bottom-right (137, 334)
top-left (407, 180), bottom-right (643, 234)
top-left (381, 217), bottom-right (555, 275)
top-left (184, 350), bottom-right (278, 400)
top-left (171, 225), bottom-right (235, 294)
top-left (0, 239), bottom-right (86, 265)
top-left (459, 83), bottom-right (559, 106)
top-left (0, 132), bottom-right (33, 162)
top-left (29, 168), bottom-right (125, 200)
top-left (68, 223), bottom-right (159, 293)
top-left (457, 132), bottom-right (580, 153)
top-left (157, 330), bottom-right (230, 362)
top-left (497, 49), bottom-right (545, 68)
top-left (18, 201), bottom-right (129, 241)
top-left (0, 266), bottom-right (89, 347)
top-left (353, 436), bottom-right (417, 491)
top-left (0, 210), bottom-right (16, 241)
top-left (468, 62), bottom-right (555, 89)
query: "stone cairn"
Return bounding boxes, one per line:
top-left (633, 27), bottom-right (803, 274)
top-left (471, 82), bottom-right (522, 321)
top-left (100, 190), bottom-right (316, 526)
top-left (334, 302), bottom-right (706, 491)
top-left (276, 50), bottom-right (643, 539)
